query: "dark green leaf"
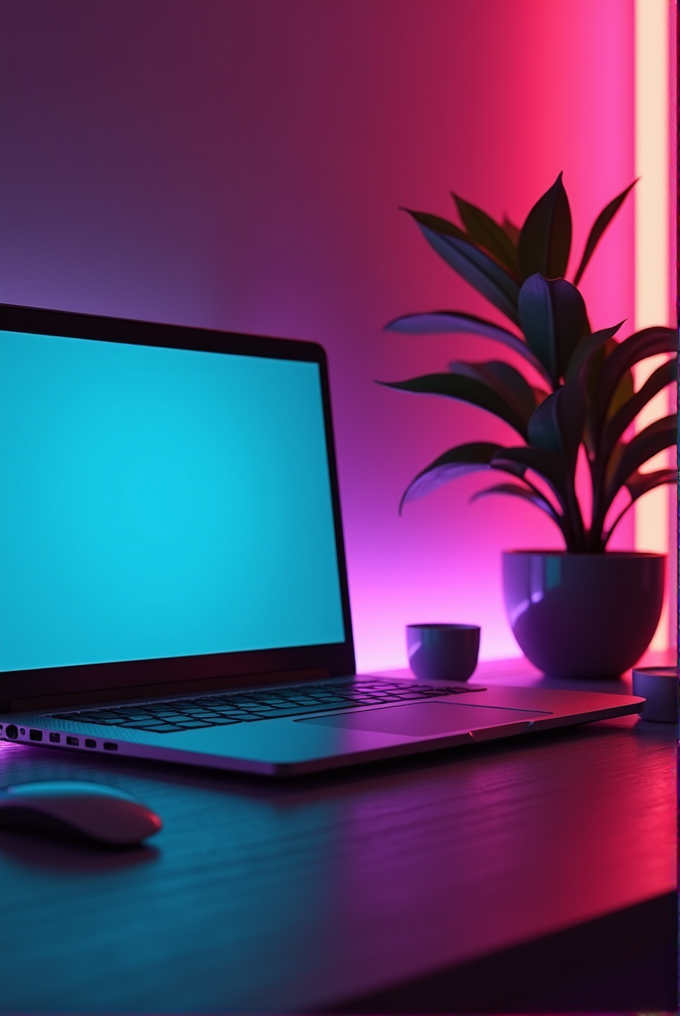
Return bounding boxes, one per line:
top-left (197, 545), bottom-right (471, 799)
top-left (594, 327), bottom-right (677, 429)
top-left (518, 275), bottom-right (590, 385)
top-left (449, 360), bottom-right (540, 424)
top-left (400, 208), bottom-right (468, 240)
top-left (527, 383), bottom-right (587, 475)
top-left (502, 217), bottom-right (521, 247)
top-left (573, 181), bottom-right (637, 286)
top-left (491, 446), bottom-right (584, 549)
top-left (582, 338), bottom-right (635, 457)
top-left (407, 211), bottom-right (521, 324)
top-left (599, 358), bottom-right (678, 465)
top-left (548, 280), bottom-right (590, 378)
top-left (385, 311), bottom-right (550, 381)
top-left (603, 468), bottom-right (677, 545)
top-left (518, 275), bottom-right (556, 382)
top-left (606, 370), bottom-right (635, 424)
top-left (605, 414), bottom-right (678, 506)
top-left (470, 482), bottom-right (562, 526)
top-left (377, 372), bottom-right (529, 438)
top-left (564, 322), bottom-right (624, 384)
top-left (518, 173), bottom-right (572, 280)
top-left (532, 386), bottom-right (550, 405)
top-left (419, 228), bottom-right (520, 323)
top-left (625, 467), bottom-right (678, 500)
top-left (399, 442), bottom-right (502, 511)
top-left (451, 193), bottom-right (519, 275)
top-left (491, 447), bottom-right (570, 508)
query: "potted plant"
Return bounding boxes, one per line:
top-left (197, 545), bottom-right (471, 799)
top-left (381, 174), bottom-right (677, 677)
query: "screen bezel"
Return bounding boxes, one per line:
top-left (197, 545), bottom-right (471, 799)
top-left (0, 303), bottom-right (356, 710)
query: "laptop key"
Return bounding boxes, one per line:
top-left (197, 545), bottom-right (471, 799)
top-left (245, 703), bottom-right (367, 719)
top-left (173, 720), bottom-right (226, 729)
top-left (135, 724), bottom-right (184, 733)
top-left (117, 720), bottom-right (193, 732)
top-left (195, 714), bottom-right (248, 723)
top-left (182, 710), bottom-right (230, 718)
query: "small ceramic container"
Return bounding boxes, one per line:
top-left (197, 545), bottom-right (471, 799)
top-left (406, 623), bottom-right (480, 682)
top-left (631, 667), bottom-right (678, 723)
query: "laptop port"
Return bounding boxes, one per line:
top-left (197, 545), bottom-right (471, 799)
top-left (5, 724), bottom-right (18, 739)
top-left (29, 729), bottom-right (43, 741)
top-left (85, 738), bottom-right (96, 748)
top-left (66, 736), bottom-right (79, 746)
top-left (49, 732), bottom-right (61, 743)
top-left (103, 742), bottom-right (118, 751)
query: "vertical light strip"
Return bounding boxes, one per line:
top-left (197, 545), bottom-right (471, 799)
top-left (634, 0), bottom-right (671, 649)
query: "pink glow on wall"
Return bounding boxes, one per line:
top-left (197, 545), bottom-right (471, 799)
top-left (0, 0), bottom-right (636, 670)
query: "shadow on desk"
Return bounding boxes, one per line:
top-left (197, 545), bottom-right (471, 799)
top-left (324, 891), bottom-right (677, 1014)
top-left (0, 826), bottom-right (160, 873)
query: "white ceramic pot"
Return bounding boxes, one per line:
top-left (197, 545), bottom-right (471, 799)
top-left (502, 551), bottom-right (666, 678)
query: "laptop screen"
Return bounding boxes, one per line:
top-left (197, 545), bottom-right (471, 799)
top-left (0, 323), bottom-right (346, 677)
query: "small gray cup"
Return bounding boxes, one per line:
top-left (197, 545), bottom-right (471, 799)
top-left (407, 623), bottom-right (480, 682)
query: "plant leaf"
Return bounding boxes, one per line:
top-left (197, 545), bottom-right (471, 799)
top-left (532, 386), bottom-right (551, 405)
top-left (518, 274), bottom-right (590, 386)
top-left (491, 445), bottom-right (584, 549)
top-left (502, 217), bottom-right (521, 247)
top-left (401, 208), bottom-right (468, 240)
top-left (594, 326), bottom-right (677, 429)
top-left (603, 467), bottom-right (677, 545)
top-left (518, 173), bottom-right (572, 281)
top-left (564, 322), bottom-right (624, 384)
top-left (384, 311), bottom-right (551, 381)
top-left (451, 193), bottom-right (519, 275)
top-left (525, 384), bottom-right (587, 548)
top-left (573, 181), bottom-right (637, 286)
top-left (518, 275), bottom-right (556, 382)
top-left (625, 467), bottom-right (678, 503)
top-left (470, 481), bottom-right (562, 525)
top-left (599, 358), bottom-right (678, 465)
top-left (406, 211), bottom-right (521, 324)
top-left (527, 383), bottom-right (587, 476)
top-left (581, 338), bottom-right (634, 458)
top-left (399, 441), bottom-right (502, 511)
top-left (377, 372), bottom-right (529, 438)
top-left (449, 360), bottom-right (541, 425)
top-left (490, 446), bottom-right (570, 508)
top-left (606, 371), bottom-right (635, 424)
top-left (605, 414), bottom-right (678, 508)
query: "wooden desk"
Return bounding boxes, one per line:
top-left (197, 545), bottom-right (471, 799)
top-left (1, 658), bottom-right (676, 1014)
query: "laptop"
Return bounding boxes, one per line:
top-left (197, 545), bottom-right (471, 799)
top-left (0, 303), bottom-right (645, 776)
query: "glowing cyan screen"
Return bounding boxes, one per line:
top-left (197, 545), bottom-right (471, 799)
top-left (0, 330), bottom-right (345, 671)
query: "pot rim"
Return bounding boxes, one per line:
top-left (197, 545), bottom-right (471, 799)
top-left (502, 549), bottom-right (666, 559)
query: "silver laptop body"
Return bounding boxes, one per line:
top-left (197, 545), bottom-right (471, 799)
top-left (0, 304), bottom-right (644, 776)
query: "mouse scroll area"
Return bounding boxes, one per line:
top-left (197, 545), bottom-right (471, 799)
top-left (0, 781), bottom-right (162, 847)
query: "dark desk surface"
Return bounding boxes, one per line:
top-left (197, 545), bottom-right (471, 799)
top-left (1, 656), bottom-right (676, 1014)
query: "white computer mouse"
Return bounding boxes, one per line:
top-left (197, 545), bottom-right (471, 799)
top-left (0, 780), bottom-right (162, 846)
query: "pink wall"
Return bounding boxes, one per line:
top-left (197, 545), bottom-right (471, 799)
top-left (0, 0), bottom-right (636, 668)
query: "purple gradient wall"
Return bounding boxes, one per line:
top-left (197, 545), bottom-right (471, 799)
top-left (0, 0), bottom-right (636, 669)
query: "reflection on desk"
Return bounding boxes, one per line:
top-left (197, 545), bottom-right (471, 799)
top-left (0, 657), bottom-right (676, 1013)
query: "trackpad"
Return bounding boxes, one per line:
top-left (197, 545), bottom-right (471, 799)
top-left (297, 701), bottom-right (548, 737)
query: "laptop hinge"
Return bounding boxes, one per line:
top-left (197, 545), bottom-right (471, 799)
top-left (8, 668), bottom-right (330, 713)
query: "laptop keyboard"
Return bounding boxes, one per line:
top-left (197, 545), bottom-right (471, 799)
top-left (52, 679), bottom-right (484, 734)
